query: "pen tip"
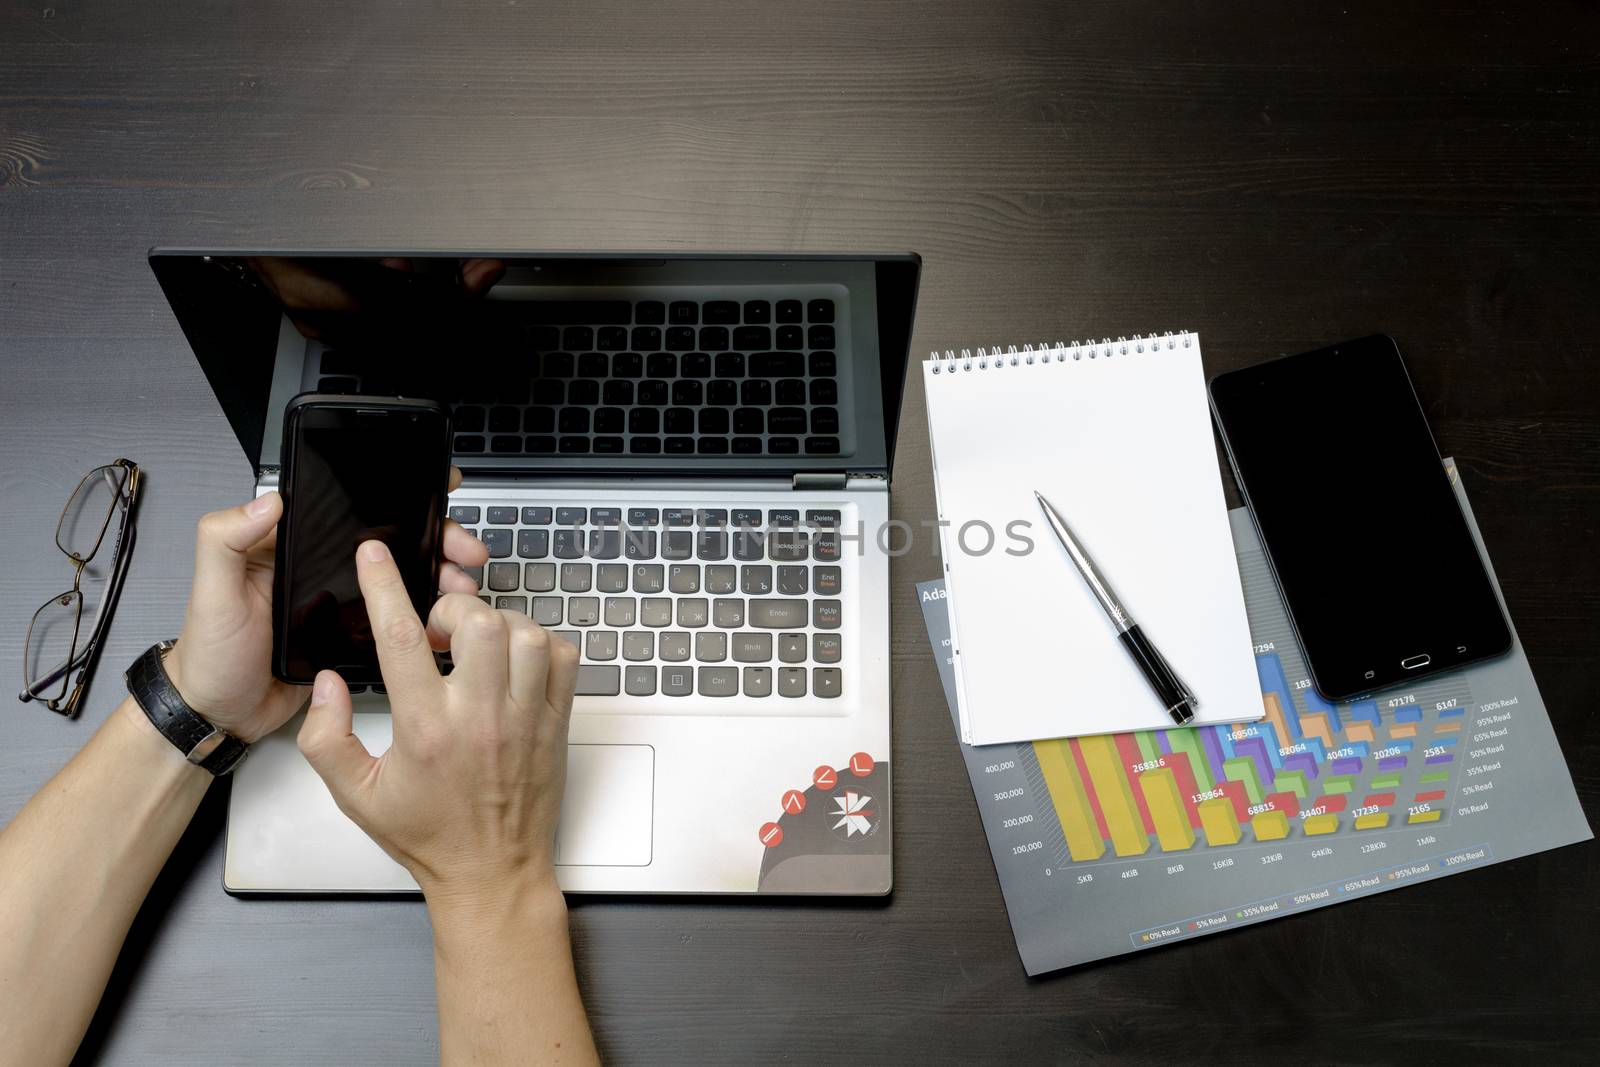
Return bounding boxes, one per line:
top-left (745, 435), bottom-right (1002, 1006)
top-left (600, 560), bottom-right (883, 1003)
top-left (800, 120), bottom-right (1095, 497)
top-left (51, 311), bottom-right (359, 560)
top-left (1032, 490), bottom-right (1043, 501)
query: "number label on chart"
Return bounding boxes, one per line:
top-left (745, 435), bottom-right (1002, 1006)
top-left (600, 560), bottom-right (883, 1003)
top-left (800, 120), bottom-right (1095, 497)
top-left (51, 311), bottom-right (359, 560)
top-left (994, 787), bottom-right (1025, 802)
top-left (984, 760), bottom-right (1015, 774)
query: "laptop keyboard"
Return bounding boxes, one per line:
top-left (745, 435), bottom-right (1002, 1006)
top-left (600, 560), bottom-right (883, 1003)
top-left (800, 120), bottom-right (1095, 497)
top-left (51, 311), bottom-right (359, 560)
top-left (450, 504), bottom-right (845, 701)
top-left (317, 296), bottom-right (842, 459)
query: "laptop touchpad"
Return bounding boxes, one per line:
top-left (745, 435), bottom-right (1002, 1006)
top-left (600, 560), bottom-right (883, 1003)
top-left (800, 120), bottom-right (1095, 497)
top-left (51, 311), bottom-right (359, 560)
top-left (555, 743), bottom-right (655, 867)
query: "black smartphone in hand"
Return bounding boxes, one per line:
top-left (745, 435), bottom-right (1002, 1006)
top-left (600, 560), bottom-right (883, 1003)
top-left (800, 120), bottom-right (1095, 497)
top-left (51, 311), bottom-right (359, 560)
top-left (272, 394), bottom-right (452, 685)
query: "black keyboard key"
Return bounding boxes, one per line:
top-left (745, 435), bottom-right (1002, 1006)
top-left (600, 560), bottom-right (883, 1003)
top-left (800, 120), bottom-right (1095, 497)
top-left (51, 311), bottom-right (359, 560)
top-left (663, 529), bottom-right (694, 558)
top-left (559, 408), bottom-right (590, 433)
top-left (743, 300), bottom-right (770, 324)
top-left (533, 379), bottom-right (565, 404)
top-left (625, 529), bottom-right (658, 558)
top-left (775, 379), bottom-right (806, 405)
top-left (731, 508), bottom-right (762, 527)
top-left (741, 380), bottom-right (772, 406)
top-left (597, 326), bottom-right (628, 350)
top-left (807, 298), bottom-right (834, 323)
top-left (703, 300), bottom-right (739, 324)
top-left (526, 435), bottom-right (557, 453)
top-left (698, 408), bottom-right (729, 434)
top-left (523, 407), bottom-right (555, 433)
top-left (809, 379), bottom-right (837, 404)
top-left (733, 325), bottom-right (771, 350)
top-left (664, 436), bottom-right (694, 454)
top-left (666, 327), bottom-right (696, 351)
top-left (775, 325), bottom-right (804, 350)
top-left (488, 406), bottom-right (519, 432)
top-left (768, 531), bottom-right (808, 561)
top-left (527, 301), bottom-right (631, 325)
top-left (750, 352), bottom-right (803, 377)
top-left (553, 529), bottom-right (583, 558)
top-left (635, 300), bottom-right (665, 325)
top-left (556, 507), bottom-right (587, 525)
top-left (805, 436), bottom-right (840, 454)
top-left (646, 352), bottom-right (677, 378)
top-left (697, 437), bottom-right (728, 454)
top-left (697, 530), bottom-right (728, 560)
top-left (627, 507), bottom-right (660, 526)
top-left (733, 407), bottom-right (764, 434)
top-left (595, 407), bottom-right (625, 433)
top-left (680, 352), bottom-right (711, 378)
top-left (638, 380), bottom-right (668, 406)
top-left (664, 407), bottom-right (695, 434)
top-left (631, 327), bottom-right (661, 351)
top-left (558, 437), bottom-right (590, 454)
top-left (811, 408), bottom-right (839, 434)
top-left (671, 381), bottom-right (702, 405)
top-left (767, 509), bottom-right (799, 526)
top-left (487, 506), bottom-right (518, 524)
top-left (578, 352), bottom-right (609, 377)
top-left (715, 352), bottom-right (745, 378)
top-left (768, 437), bottom-right (799, 454)
top-left (814, 565), bottom-right (841, 595)
top-left (522, 506), bottom-right (553, 524)
top-left (808, 324), bottom-right (835, 349)
top-left (613, 351), bottom-right (643, 377)
top-left (449, 506), bottom-right (481, 524)
top-left (589, 528), bottom-right (622, 559)
top-left (697, 508), bottom-right (728, 526)
top-left (706, 379), bottom-right (738, 406)
top-left (663, 509), bottom-right (695, 527)
top-left (731, 436), bottom-right (762, 454)
top-left (591, 508), bottom-right (621, 525)
top-left (809, 351), bottom-right (836, 376)
top-left (481, 528), bottom-right (513, 558)
top-left (669, 301), bottom-right (698, 325)
top-left (541, 352), bottom-right (575, 378)
top-left (813, 532), bottom-right (841, 561)
top-left (518, 528), bottom-right (550, 558)
top-left (563, 326), bottom-right (593, 350)
top-left (699, 326), bottom-right (729, 352)
top-left (732, 529), bottom-right (764, 561)
top-left (629, 437), bottom-right (660, 454)
top-left (491, 434), bottom-right (523, 454)
top-left (768, 407), bottom-right (807, 434)
top-left (568, 380), bottom-right (599, 405)
top-left (528, 326), bottom-right (561, 351)
top-left (776, 299), bottom-right (802, 323)
top-left (595, 436), bottom-right (623, 453)
top-left (603, 380), bottom-right (634, 405)
top-left (629, 408), bottom-right (660, 434)
top-left (454, 406), bottom-right (486, 432)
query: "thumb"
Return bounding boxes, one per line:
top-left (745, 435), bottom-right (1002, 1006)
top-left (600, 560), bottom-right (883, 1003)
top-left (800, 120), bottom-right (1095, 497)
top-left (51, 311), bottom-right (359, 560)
top-left (297, 670), bottom-right (376, 815)
top-left (193, 491), bottom-right (282, 590)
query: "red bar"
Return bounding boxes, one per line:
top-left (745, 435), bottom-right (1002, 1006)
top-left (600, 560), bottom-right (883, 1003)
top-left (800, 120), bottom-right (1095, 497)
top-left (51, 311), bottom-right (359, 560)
top-left (1219, 778), bottom-right (1250, 822)
top-left (1068, 738), bottom-right (1111, 841)
top-left (1114, 733), bottom-right (1158, 834)
top-left (1314, 794), bottom-right (1347, 813)
top-left (1414, 789), bottom-right (1447, 803)
top-left (1265, 790), bottom-right (1298, 815)
top-left (1363, 792), bottom-right (1396, 808)
top-left (1162, 750), bottom-right (1204, 829)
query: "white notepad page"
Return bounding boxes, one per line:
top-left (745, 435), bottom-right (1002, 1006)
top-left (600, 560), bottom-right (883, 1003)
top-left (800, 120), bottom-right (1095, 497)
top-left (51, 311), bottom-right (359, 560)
top-left (924, 333), bottom-right (1264, 744)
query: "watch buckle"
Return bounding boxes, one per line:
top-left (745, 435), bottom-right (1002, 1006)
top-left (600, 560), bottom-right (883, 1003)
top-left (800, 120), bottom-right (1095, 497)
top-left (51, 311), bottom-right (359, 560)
top-left (186, 727), bottom-right (226, 765)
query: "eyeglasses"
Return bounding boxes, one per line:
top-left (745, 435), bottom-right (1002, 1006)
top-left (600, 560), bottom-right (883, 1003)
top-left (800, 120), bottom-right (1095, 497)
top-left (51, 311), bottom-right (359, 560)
top-left (20, 459), bottom-right (142, 717)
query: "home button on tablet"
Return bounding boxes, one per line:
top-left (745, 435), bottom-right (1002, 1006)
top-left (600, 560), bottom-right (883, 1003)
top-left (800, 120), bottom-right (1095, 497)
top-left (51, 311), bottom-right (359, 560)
top-left (1401, 653), bottom-right (1431, 671)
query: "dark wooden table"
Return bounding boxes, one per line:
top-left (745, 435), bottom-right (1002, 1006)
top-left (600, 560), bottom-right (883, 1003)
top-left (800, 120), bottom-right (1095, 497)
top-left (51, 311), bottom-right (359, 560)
top-left (4, 1), bottom-right (1597, 1061)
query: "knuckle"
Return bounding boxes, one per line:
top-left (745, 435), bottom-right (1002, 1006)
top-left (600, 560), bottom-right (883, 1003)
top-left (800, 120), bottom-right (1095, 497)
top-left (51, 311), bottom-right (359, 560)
top-left (196, 510), bottom-right (228, 542)
top-left (512, 624), bottom-right (550, 657)
top-left (465, 610), bottom-right (509, 643)
top-left (554, 637), bottom-right (580, 669)
top-left (382, 614), bottom-right (427, 652)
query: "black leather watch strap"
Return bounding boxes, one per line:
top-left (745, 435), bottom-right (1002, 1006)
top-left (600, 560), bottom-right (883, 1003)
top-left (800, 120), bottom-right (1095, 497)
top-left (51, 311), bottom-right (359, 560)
top-left (124, 641), bottom-right (248, 776)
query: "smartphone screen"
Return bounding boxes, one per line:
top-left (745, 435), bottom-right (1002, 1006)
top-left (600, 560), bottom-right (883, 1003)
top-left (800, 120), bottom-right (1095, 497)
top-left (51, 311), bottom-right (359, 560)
top-left (1209, 335), bottom-right (1510, 699)
top-left (275, 398), bottom-right (451, 683)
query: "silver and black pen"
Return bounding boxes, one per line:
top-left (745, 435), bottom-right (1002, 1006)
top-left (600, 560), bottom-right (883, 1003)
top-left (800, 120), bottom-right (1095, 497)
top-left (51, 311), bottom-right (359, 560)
top-left (1033, 490), bottom-right (1199, 726)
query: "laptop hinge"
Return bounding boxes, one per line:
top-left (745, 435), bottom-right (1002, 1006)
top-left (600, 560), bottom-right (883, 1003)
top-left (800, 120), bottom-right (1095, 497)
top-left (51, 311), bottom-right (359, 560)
top-left (792, 472), bottom-right (849, 491)
top-left (256, 467), bottom-right (280, 489)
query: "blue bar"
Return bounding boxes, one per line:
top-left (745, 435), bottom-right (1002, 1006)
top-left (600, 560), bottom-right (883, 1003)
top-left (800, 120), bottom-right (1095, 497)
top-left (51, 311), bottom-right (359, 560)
top-left (1349, 700), bottom-right (1381, 729)
top-left (1438, 706), bottom-right (1465, 718)
top-left (1429, 737), bottom-right (1458, 748)
top-left (1256, 653), bottom-right (1302, 740)
top-left (1394, 704), bottom-right (1423, 723)
top-left (1302, 685), bottom-right (1340, 731)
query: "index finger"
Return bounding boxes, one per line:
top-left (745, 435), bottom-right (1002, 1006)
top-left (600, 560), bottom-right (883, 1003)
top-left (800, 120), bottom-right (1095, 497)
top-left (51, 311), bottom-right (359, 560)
top-left (356, 540), bottom-right (441, 698)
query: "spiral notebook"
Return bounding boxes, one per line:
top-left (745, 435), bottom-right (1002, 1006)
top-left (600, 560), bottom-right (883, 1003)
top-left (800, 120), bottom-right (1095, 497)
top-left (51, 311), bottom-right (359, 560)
top-left (924, 331), bottom-right (1264, 745)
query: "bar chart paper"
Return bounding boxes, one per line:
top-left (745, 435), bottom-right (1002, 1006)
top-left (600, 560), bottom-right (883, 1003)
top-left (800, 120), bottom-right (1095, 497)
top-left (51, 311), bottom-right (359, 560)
top-left (918, 463), bottom-right (1590, 974)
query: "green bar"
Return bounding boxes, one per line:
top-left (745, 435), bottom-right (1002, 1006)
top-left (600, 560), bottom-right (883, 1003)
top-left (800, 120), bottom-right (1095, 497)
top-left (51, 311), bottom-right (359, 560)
top-left (1224, 756), bottom-right (1264, 804)
top-left (1323, 775), bottom-right (1355, 794)
top-left (1164, 728), bottom-right (1213, 792)
top-left (1135, 731), bottom-right (1162, 765)
top-left (1420, 769), bottom-right (1450, 784)
top-left (1274, 769), bottom-right (1309, 800)
top-left (1371, 772), bottom-right (1402, 790)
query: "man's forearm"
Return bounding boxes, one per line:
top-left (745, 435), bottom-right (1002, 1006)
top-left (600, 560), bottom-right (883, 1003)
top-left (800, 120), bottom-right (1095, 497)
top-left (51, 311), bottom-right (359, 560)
top-left (428, 881), bottom-right (599, 1066)
top-left (0, 698), bottom-right (211, 1066)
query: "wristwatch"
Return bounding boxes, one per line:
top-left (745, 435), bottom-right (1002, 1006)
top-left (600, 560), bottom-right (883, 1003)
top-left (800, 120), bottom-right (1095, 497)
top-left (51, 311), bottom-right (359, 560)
top-left (124, 641), bottom-right (249, 776)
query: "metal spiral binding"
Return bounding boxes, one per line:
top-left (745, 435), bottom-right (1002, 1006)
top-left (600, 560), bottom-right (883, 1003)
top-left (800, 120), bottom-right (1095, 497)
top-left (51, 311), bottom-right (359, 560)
top-left (929, 331), bottom-right (1191, 372)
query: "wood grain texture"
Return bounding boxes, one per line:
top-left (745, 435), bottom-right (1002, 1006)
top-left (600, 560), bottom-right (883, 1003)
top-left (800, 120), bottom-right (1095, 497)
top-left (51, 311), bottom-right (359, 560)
top-left (2, 1), bottom-right (1597, 1062)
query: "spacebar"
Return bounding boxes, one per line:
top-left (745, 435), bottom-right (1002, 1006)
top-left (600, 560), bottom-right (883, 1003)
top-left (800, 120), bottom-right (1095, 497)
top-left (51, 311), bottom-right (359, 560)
top-left (575, 665), bottom-right (621, 695)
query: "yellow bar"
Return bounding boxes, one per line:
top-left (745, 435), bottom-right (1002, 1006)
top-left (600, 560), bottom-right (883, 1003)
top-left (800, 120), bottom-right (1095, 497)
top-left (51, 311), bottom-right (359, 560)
top-left (1390, 723), bottom-right (1417, 739)
top-left (1262, 692), bottom-right (1294, 755)
top-left (1136, 767), bottom-right (1196, 852)
top-left (1347, 722), bottom-right (1376, 744)
top-left (1300, 711), bottom-right (1334, 750)
top-left (1198, 797), bottom-right (1241, 846)
top-left (1251, 809), bottom-right (1290, 841)
top-left (1354, 812), bottom-right (1391, 830)
top-left (1434, 720), bottom-right (1462, 734)
top-left (1303, 813), bottom-right (1340, 835)
top-left (1032, 740), bottom-right (1105, 861)
top-left (1077, 735), bottom-right (1149, 857)
top-left (1407, 809), bottom-right (1443, 824)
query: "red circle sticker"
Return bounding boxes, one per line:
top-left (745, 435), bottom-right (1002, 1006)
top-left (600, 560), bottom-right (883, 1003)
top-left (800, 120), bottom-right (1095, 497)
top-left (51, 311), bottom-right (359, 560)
top-left (813, 765), bottom-right (838, 790)
top-left (849, 752), bottom-right (875, 777)
top-left (759, 821), bottom-right (784, 848)
top-left (781, 789), bottom-right (806, 814)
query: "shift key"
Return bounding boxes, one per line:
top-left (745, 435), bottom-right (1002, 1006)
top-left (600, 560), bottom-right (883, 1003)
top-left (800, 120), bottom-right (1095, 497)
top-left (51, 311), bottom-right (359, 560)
top-left (749, 599), bottom-right (809, 628)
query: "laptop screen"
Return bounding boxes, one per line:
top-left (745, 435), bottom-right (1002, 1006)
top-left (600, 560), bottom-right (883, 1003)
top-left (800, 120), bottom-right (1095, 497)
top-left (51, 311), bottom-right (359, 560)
top-left (150, 252), bottom-right (920, 479)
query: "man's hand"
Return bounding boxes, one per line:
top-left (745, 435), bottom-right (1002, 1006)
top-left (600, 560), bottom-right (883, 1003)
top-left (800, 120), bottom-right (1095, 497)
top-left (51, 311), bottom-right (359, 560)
top-left (163, 469), bottom-right (489, 743)
top-left (297, 540), bottom-right (579, 902)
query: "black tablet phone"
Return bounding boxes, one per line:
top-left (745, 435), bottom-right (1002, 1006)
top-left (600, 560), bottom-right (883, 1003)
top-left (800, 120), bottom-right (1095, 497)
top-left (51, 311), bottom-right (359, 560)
top-left (1209, 335), bottom-right (1511, 699)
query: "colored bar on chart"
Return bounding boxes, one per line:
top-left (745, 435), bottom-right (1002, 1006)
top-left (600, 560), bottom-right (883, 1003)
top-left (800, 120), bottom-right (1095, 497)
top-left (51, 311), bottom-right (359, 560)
top-left (1078, 735), bottom-right (1150, 857)
top-left (1364, 792), bottom-right (1397, 808)
top-left (1371, 772), bottom-right (1402, 790)
top-left (1224, 756), bottom-right (1265, 804)
top-left (1347, 722), bottom-right (1376, 743)
top-left (1394, 704), bottom-right (1423, 723)
top-left (1429, 737), bottom-right (1458, 748)
top-left (1161, 750), bottom-right (1204, 829)
top-left (1323, 775), bottom-right (1355, 794)
top-left (1354, 812), bottom-right (1391, 830)
top-left (1390, 724), bottom-right (1418, 739)
top-left (1414, 790), bottom-right (1447, 803)
top-left (1256, 653), bottom-right (1302, 739)
top-left (1261, 692), bottom-right (1296, 758)
top-left (1234, 735), bottom-right (1277, 782)
top-left (1419, 769), bottom-right (1450, 785)
top-left (1266, 790), bottom-right (1300, 816)
top-left (1198, 797), bottom-right (1242, 846)
top-left (1135, 731), bottom-right (1162, 765)
top-left (1136, 768), bottom-right (1196, 851)
top-left (1113, 733), bottom-right (1158, 835)
top-left (1349, 700), bottom-right (1381, 728)
top-left (1252, 810), bottom-right (1290, 841)
top-left (1314, 794), bottom-right (1347, 813)
top-left (1438, 706), bottom-right (1465, 718)
top-left (1165, 729), bottom-right (1214, 793)
top-left (1302, 685), bottom-right (1340, 730)
top-left (1067, 739), bottom-right (1111, 841)
top-left (1303, 814), bottom-right (1340, 835)
top-left (1199, 726), bottom-right (1230, 786)
top-left (1425, 753), bottom-right (1455, 766)
top-left (1331, 757), bottom-right (1363, 777)
top-left (1408, 809), bottom-right (1443, 824)
top-left (1377, 756), bottom-right (1408, 771)
top-left (1218, 778), bottom-right (1251, 822)
top-left (1281, 752), bottom-right (1320, 781)
top-left (1434, 719), bottom-right (1462, 734)
top-left (1032, 740), bottom-right (1106, 862)
top-left (1274, 771), bottom-right (1309, 800)
top-left (1299, 712), bottom-right (1335, 750)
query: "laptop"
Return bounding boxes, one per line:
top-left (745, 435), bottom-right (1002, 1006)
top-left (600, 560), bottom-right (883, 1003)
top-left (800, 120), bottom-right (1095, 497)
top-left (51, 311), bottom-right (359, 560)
top-left (150, 251), bottom-right (919, 895)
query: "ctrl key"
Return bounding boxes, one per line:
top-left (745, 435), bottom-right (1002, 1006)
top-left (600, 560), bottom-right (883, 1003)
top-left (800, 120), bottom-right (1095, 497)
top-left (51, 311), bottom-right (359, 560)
top-left (575, 665), bottom-right (621, 695)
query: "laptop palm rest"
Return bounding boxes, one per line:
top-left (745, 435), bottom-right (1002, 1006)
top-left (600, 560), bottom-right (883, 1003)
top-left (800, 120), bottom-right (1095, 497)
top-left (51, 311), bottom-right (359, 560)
top-left (225, 710), bottom-right (654, 893)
